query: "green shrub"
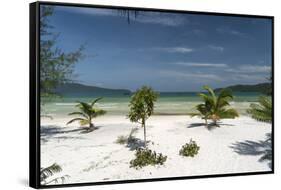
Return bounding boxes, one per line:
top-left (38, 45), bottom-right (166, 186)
top-left (179, 139), bottom-right (200, 157)
top-left (130, 148), bottom-right (167, 169)
top-left (116, 128), bottom-right (138, 145)
top-left (116, 135), bottom-right (128, 144)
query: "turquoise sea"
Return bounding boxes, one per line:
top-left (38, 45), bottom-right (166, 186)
top-left (42, 92), bottom-right (262, 118)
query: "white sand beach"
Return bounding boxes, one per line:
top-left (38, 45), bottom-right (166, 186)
top-left (40, 115), bottom-right (271, 185)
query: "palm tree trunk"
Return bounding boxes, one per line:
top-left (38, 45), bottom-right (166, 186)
top-left (213, 119), bottom-right (219, 127)
top-left (205, 118), bottom-right (208, 127)
top-left (89, 122), bottom-right (94, 129)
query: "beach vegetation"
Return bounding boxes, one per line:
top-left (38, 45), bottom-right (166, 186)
top-left (41, 163), bottom-right (69, 185)
top-left (116, 135), bottom-right (128, 144)
top-left (190, 85), bottom-right (239, 126)
top-left (40, 6), bottom-right (84, 116)
top-left (128, 86), bottom-right (158, 147)
top-left (247, 96), bottom-right (272, 123)
top-left (67, 97), bottom-right (106, 129)
top-left (116, 128), bottom-right (138, 145)
top-left (189, 103), bottom-right (211, 126)
top-left (179, 139), bottom-right (200, 157)
top-left (130, 148), bottom-right (167, 169)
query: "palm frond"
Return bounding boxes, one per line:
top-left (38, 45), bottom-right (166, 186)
top-left (247, 96), bottom-right (272, 123)
top-left (40, 163), bottom-right (62, 182)
top-left (66, 118), bottom-right (85, 125)
top-left (219, 108), bottom-right (239, 119)
top-left (76, 101), bottom-right (92, 116)
top-left (68, 111), bottom-right (88, 119)
top-left (79, 119), bottom-right (90, 126)
top-left (203, 85), bottom-right (217, 104)
top-left (44, 175), bottom-right (70, 185)
top-left (92, 109), bottom-right (106, 117)
top-left (91, 97), bottom-right (103, 107)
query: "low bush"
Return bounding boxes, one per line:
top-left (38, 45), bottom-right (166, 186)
top-left (116, 135), bottom-right (128, 144)
top-left (130, 148), bottom-right (167, 169)
top-left (116, 128), bottom-right (138, 145)
top-left (179, 139), bottom-right (200, 157)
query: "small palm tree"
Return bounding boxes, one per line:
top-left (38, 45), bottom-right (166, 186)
top-left (41, 163), bottom-right (69, 185)
top-left (247, 96), bottom-right (272, 123)
top-left (67, 97), bottom-right (106, 129)
top-left (128, 86), bottom-right (158, 147)
top-left (190, 85), bottom-right (239, 126)
top-left (189, 103), bottom-right (211, 126)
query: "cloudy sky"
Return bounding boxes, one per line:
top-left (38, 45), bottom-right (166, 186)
top-left (44, 5), bottom-right (272, 92)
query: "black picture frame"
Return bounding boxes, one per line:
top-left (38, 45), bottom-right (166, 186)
top-left (29, 1), bottom-right (274, 189)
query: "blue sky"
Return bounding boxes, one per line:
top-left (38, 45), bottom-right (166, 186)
top-left (44, 5), bottom-right (272, 92)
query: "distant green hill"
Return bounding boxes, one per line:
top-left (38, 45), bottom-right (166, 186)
top-left (214, 83), bottom-right (271, 93)
top-left (54, 83), bottom-right (132, 97)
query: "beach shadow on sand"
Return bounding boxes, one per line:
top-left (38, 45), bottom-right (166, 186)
top-left (187, 122), bottom-right (234, 131)
top-left (229, 133), bottom-right (272, 169)
top-left (41, 125), bottom-right (101, 143)
top-left (41, 125), bottom-right (100, 135)
top-left (125, 138), bottom-right (146, 151)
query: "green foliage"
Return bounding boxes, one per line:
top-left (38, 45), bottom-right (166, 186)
top-left (130, 148), bottom-right (167, 169)
top-left (179, 139), bottom-right (200, 157)
top-left (67, 97), bottom-right (106, 128)
top-left (128, 86), bottom-right (158, 123)
top-left (116, 128), bottom-right (138, 145)
top-left (128, 86), bottom-right (158, 146)
top-left (247, 96), bottom-right (272, 123)
top-left (116, 135), bottom-right (128, 144)
top-left (40, 6), bottom-right (83, 104)
top-left (190, 85), bottom-right (239, 126)
top-left (40, 163), bottom-right (69, 185)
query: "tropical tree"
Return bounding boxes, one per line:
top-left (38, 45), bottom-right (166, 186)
top-left (41, 163), bottom-right (69, 185)
top-left (190, 85), bottom-right (239, 126)
top-left (40, 6), bottom-right (84, 111)
top-left (247, 96), bottom-right (272, 123)
top-left (66, 98), bottom-right (106, 129)
top-left (128, 86), bottom-right (158, 147)
top-left (189, 102), bottom-right (212, 126)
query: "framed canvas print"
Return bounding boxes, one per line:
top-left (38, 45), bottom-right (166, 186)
top-left (29, 1), bottom-right (274, 188)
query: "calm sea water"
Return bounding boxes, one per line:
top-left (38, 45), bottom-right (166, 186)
top-left (42, 92), bottom-right (261, 117)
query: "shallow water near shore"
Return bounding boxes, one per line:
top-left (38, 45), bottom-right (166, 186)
top-left (42, 92), bottom-right (261, 118)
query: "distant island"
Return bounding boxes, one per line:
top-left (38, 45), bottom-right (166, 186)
top-left (214, 83), bottom-right (271, 93)
top-left (55, 83), bottom-right (132, 97)
top-left (55, 82), bottom-right (271, 97)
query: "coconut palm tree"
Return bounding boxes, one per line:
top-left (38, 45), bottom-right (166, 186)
top-left (247, 96), bottom-right (272, 123)
top-left (128, 86), bottom-right (158, 147)
top-left (189, 102), bottom-right (211, 126)
top-left (66, 97), bottom-right (106, 129)
top-left (191, 85), bottom-right (239, 126)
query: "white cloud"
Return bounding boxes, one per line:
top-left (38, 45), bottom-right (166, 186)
top-left (159, 70), bottom-right (223, 81)
top-left (174, 62), bottom-right (228, 68)
top-left (208, 45), bottom-right (224, 52)
top-left (154, 47), bottom-right (194, 53)
top-left (226, 65), bottom-right (271, 73)
top-left (216, 27), bottom-right (249, 38)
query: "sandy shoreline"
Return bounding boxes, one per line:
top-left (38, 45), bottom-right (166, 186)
top-left (41, 115), bottom-right (271, 184)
